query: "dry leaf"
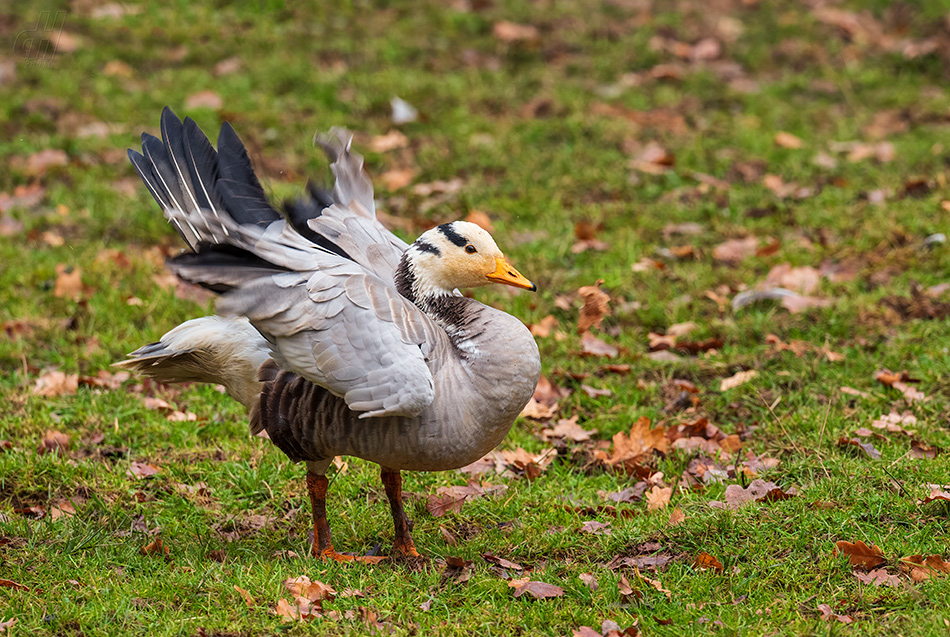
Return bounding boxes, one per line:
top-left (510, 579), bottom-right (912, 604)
top-left (127, 461), bottom-right (160, 479)
top-left (38, 429), bottom-right (71, 454)
top-left (713, 237), bottom-right (758, 264)
top-left (379, 168), bottom-right (415, 191)
top-left (542, 416), bottom-right (597, 442)
top-left (693, 552), bottom-right (724, 572)
top-left (834, 540), bottom-right (886, 570)
top-left (520, 398), bottom-right (558, 420)
top-left (482, 553), bottom-right (523, 571)
top-left (184, 90), bottom-right (223, 110)
top-left (774, 131), bottom-right (804, 149)
top-left (580, 332), bottom-right (618, 358)
top-left (464, 210), bottom-right (494, 233)
top-left (818, 603), bottom-right (854, 624)
top-left (508, 578), bottom-right (564, 599)
top-left (577, 280), bottom-right (610, 334)
top-left (853, 568), bottom-right (900, 587)
top-left (53, 265), bottom-right (83, 300)
top-left (529, 315), bottom-right (559, 338)
top-left (283, 575), bottom-right (336, 602)
top-left (645, 486), bottom-right (672, 511)
top-left (493, 21), bottom-right (540, 43)
top-left (920, 487), bottom-right (950, 505)
top-left (720, 370), bottom-right (757, 391)
top-left (837, 437), bottom-right (881, 460)
top-left (668, 508), bottom-right (685, 526)
top-left (368, 130), bottom-right (409, 153)
top-left (635, 568), bottom-right (671, 599)
top-left (234, 585), bottom-right (256, 607)
top-left (765, 263), bottom-right (820, 294)
top-left (33, 369), bottom-right (79, 397)
top-left (579, 520), bottom-right (612, 535)
top-left (140, 537), bottom-right (169, 557)
top-left (898, 555), bottom-right (950, 582)
top-left (709, 480), bottom-right (798, 510)
top-left (426, 482), bottom-right (506, 517)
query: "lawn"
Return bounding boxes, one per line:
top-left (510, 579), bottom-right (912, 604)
top-left (2, 0), bottom-right (950, 635)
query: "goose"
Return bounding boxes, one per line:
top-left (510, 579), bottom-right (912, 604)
top-left (118, 108), bottom-right (541, 562)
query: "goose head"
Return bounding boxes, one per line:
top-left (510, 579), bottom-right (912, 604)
top-left (396, 220), bottom-right (536, 303)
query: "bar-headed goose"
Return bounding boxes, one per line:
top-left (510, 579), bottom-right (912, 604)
top-left (119, 108), bottom-right (541, 561)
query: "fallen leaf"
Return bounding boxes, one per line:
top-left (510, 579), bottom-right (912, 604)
top-left (482, 553), bottom-right (523, 571)
top-left (920, 487), bottom-right (950, 505)
top-left (283, 575), bottom-right (336, 602)
top-left (854, 568), bottom-right (900, 587)
top-left (580, 332), bottom-right (618, 357)
top-left (22, 149), bottom-right (69, 177)
top-left (668, 508), bottom-right (685, 526)
top-left (464, 210), bottom-right (494, 233)
top-left (645, 486), bottom-right (672, 511)
top-left (140, 537), bottom-right (169, 557)
top-left (635, 569), bottom-right (671, 599)
top-left (368, 130), bottom-right (409, 153)
top-left (837, 437), bottom-right (881, 460)
top-left (379, 168), bottom-right (415, 191)
top-left (493, 21), bottom-right (540, 43)
top-left (834, 540), bottom-right (886, 570)
top-left (127, 461), bottom-right (160, 479)
top-left (898, 555), bottom-right (950, 582)
top-left (234, 585), bottom-right (256, 607)
top-left (53, 265), bottom-right (83, 300)
top-left (542, 416), bottom-right (597, 442)
top-left (520, 398), bottom-right (558, 420)
top-left (577, 280), bottom-right (610, 334)
top-left (0, 618), bottom-right (18, 632)
top-left (709, 480), bottom-right (798, 510)
top-left (37, 429), bottom-right (70, 454)
top-left (185, 90), bottom-right (223, 110)
top-left (529, 315), bottom-right (559, 337)
top-left (774, 131), bottom-right (804, 149)
top-left (508, 578), bottom-right (564, 599)
top-left (765, 263), bottom-right (820, 295)
top-left (693, 552), bottom-right (724, 573)
top-left (274, 596), bottom-right (319, 621)
top-left (720, 370), bottom-right (757, 391)
top-left (713, 237), bottom-right (758, 264)
top-left (580, 520), bottom-right (612, 535)
top-left (426, 482), bottom-right (506, 517)
top-left (910, 439), bottom-right (941, 459)
top-left (630, 141), bottom-right (675, 174)
top-left (0, 579), bottom-right (28, 591)
top-left (579, 573), bottom-right (598, 591)
top-left (818, 603), bottom-right (854, 624)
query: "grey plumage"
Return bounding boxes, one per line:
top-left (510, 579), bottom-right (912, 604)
top-left (119, 109), bottom-right (540, 523)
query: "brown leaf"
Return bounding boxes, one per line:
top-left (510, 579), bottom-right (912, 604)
top-left (53, 265), bottom-right (83, 300)
top-left (898, 555), bottom-right (950, 582)
top-left (140, 537), bottom-right (169, 558)
top-left (368, 130), bottom-right (409, 153)
top-left (774, 131), bottom-right (804, 149)
top-left (712, 237), bottom-right (758, 264)
top-left (709, 480), bottom-right (798, 510)
top-left (920, 487), bottom-right (950, 505)
top-left (426, 482), bottom-right (506, 517)
top-left (184, 90), bottom-right (223, 110)
top-left (127, 461), bottom-right (160, 479)
top-left (693, 552), bottom-right (724, 573)
top-left (32, 369), bottom-right (79, 397)
top-left (519, 398), bottom-right (558, 421)
top-left (720, 370), bottom-right (757, 391)
top-left (580, 332), bottom-right (618, 358)
top-left (541, 416), bottom-right (597, 442)
top-left (283, 575), bottom-right (336, 602)
top-left (0, 579), bottom-right (28, 591)
top-left (834, 540), bottom-right (886, 570)
top-left (508, 578), bottom-right (564, 599)
top-left (38, 429), bottom-right (71, 454)
top-left (22, 148), bottom-right (69, 177)
top-left (378, 168), bottom-right (415, 191)
top-left (668, 508), bottom-right (686, 526)
top-left (49, 500), bottom-right (77, 520)
top-left (609, 417), bottom-right (669, 468)
top-left (635, 569), bottom-right (671, 600)
top-left (630, 141), bottom-right (675, 174)
top-left (577, 280), bottom-right (610, 334)
top-left (765, 263), bottom-right (820, 295)
top-left (482, 553), bottom-right (523, 571)
top-left (493, 21), bottom-right (540, 43)
top-left (578, 573), bottom-right (598, 591)
top-left (234, 585), bottom-right (256, 607)
top-left (854, 568), bottom-right (900, 587)
top-left (817, 603), bottom-right (854, 624)
top-left (910, 439), bottom-right (941, 459)
top-left (529, 315), bottom-right (559, 338)
top-left (837, 437), bottom-right (881, 460)
top-left (579, 520), bottom-right (612, 535)
top-left (645, 486), bottom-right (672, 512)
top-left (274, 596), bottom-right (319, 621)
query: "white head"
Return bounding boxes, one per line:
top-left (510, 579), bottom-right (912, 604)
top-left (398, 221), bottom-right (536, 302)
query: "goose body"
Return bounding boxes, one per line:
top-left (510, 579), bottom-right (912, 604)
top-left (119, 108), bottom-right (540, 560)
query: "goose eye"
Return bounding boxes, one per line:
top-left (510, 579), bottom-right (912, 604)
top-left (465, 244), bottom-right (477, 254)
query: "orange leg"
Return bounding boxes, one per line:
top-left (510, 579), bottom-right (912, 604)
top-left (381, 467), bottom-right (420, 557)
top-left (306, 470), bottom-right (385, 564)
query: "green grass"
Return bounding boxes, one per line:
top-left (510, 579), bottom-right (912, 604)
top-left (2, 0), bottom-right (950, 634)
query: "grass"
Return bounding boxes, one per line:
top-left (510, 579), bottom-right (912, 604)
top-left (2, 0), bottom-right (950, 634)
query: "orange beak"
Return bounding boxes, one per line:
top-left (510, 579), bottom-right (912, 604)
top-left (486, 256), bottom-right (537, 291)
